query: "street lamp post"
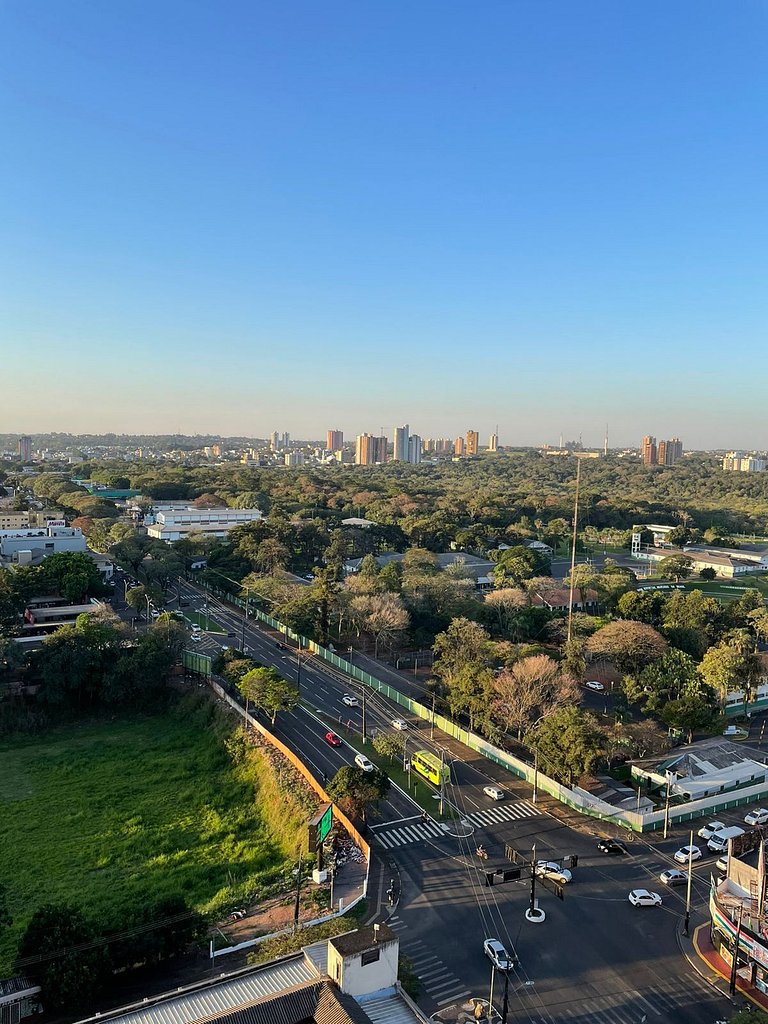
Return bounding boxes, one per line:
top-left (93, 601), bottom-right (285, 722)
top-left (684, 829), bottom-right (694, 936)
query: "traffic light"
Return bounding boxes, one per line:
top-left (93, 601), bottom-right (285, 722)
top-left (484, 872), bottom-right (495, 887)
top-left (502, 867), bottom-right (521, 882)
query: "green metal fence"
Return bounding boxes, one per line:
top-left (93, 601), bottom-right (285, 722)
top-left (182, 650), bottom-right (212, 677)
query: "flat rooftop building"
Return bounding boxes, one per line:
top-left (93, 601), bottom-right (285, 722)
top-left (146, 507), bottom-right (262, 543)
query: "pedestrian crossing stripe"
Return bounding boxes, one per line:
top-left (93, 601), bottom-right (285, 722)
top-left (375, 801), bottom-right (540, 848)
top-left (464, 800), bottom-right (539, 827)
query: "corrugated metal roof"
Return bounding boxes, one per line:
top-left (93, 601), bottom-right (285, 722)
top-left (79, 957), bottom-right (316, 1024)
top-left (357, 992), bottom-right (427, 1024)
top-left (303, 940), bottom-right (329, 976)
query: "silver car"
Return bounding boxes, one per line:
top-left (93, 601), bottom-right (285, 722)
top-left (484, 938), bottom-right (514, 971)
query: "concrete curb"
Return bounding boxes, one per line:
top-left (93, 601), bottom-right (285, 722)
top-left (675, 920), bottom-right (731, 1000)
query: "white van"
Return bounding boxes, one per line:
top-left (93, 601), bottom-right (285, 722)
top-left (707, 826), bottom-right (745, 853)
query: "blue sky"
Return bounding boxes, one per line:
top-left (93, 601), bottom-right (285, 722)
top-left (2, 1), bottom-right (766, 446)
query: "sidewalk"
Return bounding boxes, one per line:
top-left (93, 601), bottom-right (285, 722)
top-left (677, 910), bottom-right (768, 1012)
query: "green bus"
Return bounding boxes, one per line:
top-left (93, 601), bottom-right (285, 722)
top-left (410, 749), bottom-right (451, 787)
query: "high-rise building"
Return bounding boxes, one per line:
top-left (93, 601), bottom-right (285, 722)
top-left (641, 435), bottom-right (657, 466)
top-left (662, 437), bottom-right (683, 465)
top-left (644, 434), bottom-right (682, 467)
top-left (270, 431), bottom-right (280, 451)
top-left (17, 436), bottom-right (32, 462)
top-left (327, 429), bottom-right (343, 451)
top-left (355, 433), bottom-right (388, 465)
top-left (393, 425), bottom-right (410, 462)
top-left (466, 430), bottom-right (479, 456)
top-left (284, 451), bottom-right (304, 466)
top-left (723, 452), bottom-right (766, 473)
top-left (282, 432), bottom-right (290, 447)
top-left (488, 431), bottom-right (499, 452)
top-left (453, 436), bottom-right (465, 456)
top-left (408, 434), bottom-right (422, 464)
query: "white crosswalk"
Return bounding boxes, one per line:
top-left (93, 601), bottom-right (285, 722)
top-left (542, 980), bottom-right (725, 1024)
top-left (386, 921), bottom-right (470, 1009)
top-left (463, 800), bottom-right (540, 829)
top-left (374, 801), bottom-right (540, 849)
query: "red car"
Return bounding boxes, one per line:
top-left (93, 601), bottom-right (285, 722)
top-left (324, 731), bottom-right (342, 748)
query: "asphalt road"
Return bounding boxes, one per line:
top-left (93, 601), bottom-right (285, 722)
top-left (161, 579), bottom-right (738, 1023)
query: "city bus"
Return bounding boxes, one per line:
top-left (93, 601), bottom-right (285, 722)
top-left (410, 749), bottom-right (451, 787)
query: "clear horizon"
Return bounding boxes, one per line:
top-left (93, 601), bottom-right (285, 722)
top-left (2, 1), bottom-right (767, 448)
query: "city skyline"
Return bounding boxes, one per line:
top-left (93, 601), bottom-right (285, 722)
top-left (2, 2), bottom-right (768, 447)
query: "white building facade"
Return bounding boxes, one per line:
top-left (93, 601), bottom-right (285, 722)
top-left (146, 507), bottom-right (262, 542)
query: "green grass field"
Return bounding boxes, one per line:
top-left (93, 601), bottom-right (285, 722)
top-left (0, 699), bottom-right (308, 973)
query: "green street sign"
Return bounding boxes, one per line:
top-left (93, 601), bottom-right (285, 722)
top-left (318, 803), bottom-right (333, 844)
top-left (308, 802), bottom-right (333, 852)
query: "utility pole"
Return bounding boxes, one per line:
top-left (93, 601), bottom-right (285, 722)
top-left (296, 642), bottom-right (303, 697)
top-left (529, 843), bottom-right (537, 917)
top-left (488, 964), bottom-right (496, 1018)
top-left (240, 592), bottom-right (249, 653)
top-left (362, 687), bottom-right (367, 744)
top-left (501, 970), bottom-right (510, 1024)
top-left (663, 776), bottom-right (671, 840)
top-left (430, 693), bottom-right (436, 740)
top-left (292, 853), bottom-right (303, 934)
top-left (565, 456), bottom-right (581, 638)
top-left (729, 902), bottom-right (744, 999)
top-left (684, 829), bottom-right (693, 936)
top-left (532, 749), bottom-right (538, 804)
top-left (439, 748), bottom-right (445, 816)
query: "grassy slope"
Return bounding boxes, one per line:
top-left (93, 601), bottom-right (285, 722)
top-left (0, 698), bottom-right (308, 973)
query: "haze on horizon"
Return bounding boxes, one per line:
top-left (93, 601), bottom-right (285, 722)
top-left (2, 1), bottom-right (766, 450)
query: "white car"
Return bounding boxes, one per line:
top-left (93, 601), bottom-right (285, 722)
top-left (342, 695), bottom-right (360, 707)
top-left (745, 808), bottom-right (768, 827)
top-left (535, 861), bottom-right (572, 885)
top-left (628, 889), bottom-right (662, 907)
top-left (673, 845), bottom-right (702, 864)
top-left (585, 680), bottom-right (605, 692)
top-left (391, 718), bottom-right (408, 731)
top-left (483, 938), bottom-right (514, 972)
top-left (189, 633), bottom-right (202, 643)
top-left (354, 753), bottom-right (375, 773)
top-left (697, 820), bottom-right (727, 841)
top-left (483, 785), bottom-right (505, 801)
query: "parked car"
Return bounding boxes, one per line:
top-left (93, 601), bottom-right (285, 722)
top-left (660, 869), bottom-right (687, 887)
top-left (745, 808), bottom-right (768, 827)
top-left (342, 695), bottom-right (360, 707)
top-left (697, 820), bottom-right (727, 841)
top-left (716, 856), bottom-right (729, 874)
top-left (354, 753), bottom-right (375, 773)
top-left (597, 839), bottom-right (626, 856)
top-left (189, 633), bottom-right (202, 643)
top-left (391, 718), bottom-right (408, 731)
top-left (483, 938), bottom-right (514, 972)
top-left (673, 845), bottom-right (702, 864)
top-left (324, 732), bottom-right (342, 748)
top-left (585, 680), bottom-right (605, 692)
top-left (483, 785), bottom-right (505, 801)
top-left (628, 889), bottom-right (662, 907)
top-left (535, 861), bottom-right (572, 885)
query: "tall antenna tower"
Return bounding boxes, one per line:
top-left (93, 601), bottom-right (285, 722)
top-left (604, 424), bottom-right (609, 457)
